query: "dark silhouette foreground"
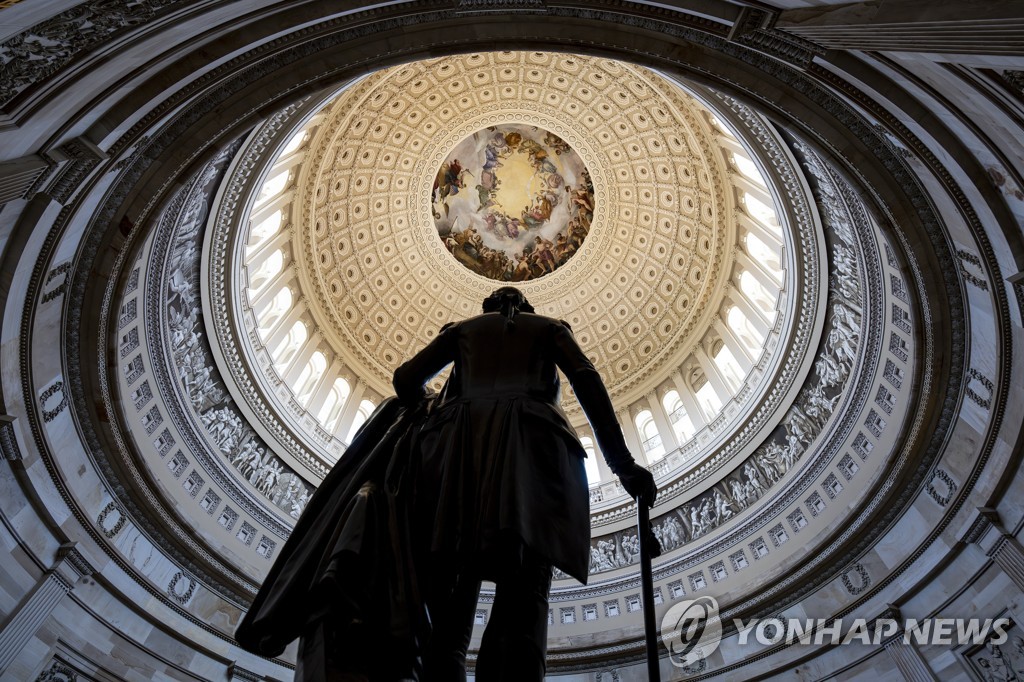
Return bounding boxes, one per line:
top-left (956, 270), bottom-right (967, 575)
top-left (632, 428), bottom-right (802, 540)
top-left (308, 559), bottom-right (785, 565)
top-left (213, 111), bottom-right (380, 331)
top-left (236, 287), bottom-right (655, 681)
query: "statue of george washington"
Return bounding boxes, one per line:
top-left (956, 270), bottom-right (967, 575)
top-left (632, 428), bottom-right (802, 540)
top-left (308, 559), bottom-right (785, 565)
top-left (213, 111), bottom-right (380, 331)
top-left (235, 287), bottom-right (655, 682)
top-left (395, 287), bottom-right (655, 680)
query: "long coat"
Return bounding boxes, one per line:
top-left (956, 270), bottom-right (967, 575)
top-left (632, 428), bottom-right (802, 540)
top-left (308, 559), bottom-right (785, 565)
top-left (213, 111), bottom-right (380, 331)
top-left (235, 397), bottom-right (427, 667)
top-left (393, 311), bottom-right (634, 583)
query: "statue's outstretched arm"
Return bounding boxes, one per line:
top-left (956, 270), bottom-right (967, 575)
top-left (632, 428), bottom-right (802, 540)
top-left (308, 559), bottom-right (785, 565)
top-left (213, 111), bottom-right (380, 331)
top-left (393, 322), bottom-right (456, 404)
top-left (551, 320), bottom-right (656, 505)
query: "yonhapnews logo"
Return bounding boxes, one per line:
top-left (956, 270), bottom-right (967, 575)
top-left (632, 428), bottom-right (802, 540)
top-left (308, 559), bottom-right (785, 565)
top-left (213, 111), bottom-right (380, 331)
top-left (659, 596), bottom-right (1012, 668)
top-left (660, 596), bottom-right (723, 667)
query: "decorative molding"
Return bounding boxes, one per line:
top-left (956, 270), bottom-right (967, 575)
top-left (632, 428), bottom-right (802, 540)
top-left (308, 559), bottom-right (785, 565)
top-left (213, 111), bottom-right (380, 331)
top-left (35, 660), bottom-right (78, 682)
top-left (961, 507), bottom-right (996, 545)
top-left (41, 263), bottom-right (72, 304)
top-left (728, 7), bottom-right (826, 70)
top-left (96, 502), bottom-right (126, 539)
top-left (0, 418), bottom-right (22, 461)
top-left (146, 143), bottom-right (312, 527)
top-left (56, 543), bottom-right (94, 580)
top-left (925, 469), bottom-right (957, 507)
top-left (456, 0), bottom-right (546, 11)
top-left (39, 381), bottom-right (67, 422)
top-left (841, 563), bottom-right (871, 595)
top-left (0, 0), bottom-right (186, 108)
top-left (39, 138), bottom-right (108, 205)
top-left (955, 248), bottom-right (989, 291)
top-left (1000, 70), bottom-right (1024, 100)
top-left (166, 571), bottom-right (197, 605)
top-left (227, 663), bottom-right (266, 682)
top-left (965, 368), bottom-right (994, 410)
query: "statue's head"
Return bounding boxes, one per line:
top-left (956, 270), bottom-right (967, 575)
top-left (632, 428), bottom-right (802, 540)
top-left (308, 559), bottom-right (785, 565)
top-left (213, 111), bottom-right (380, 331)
top-left (482, 286), bottom-right (534, 316)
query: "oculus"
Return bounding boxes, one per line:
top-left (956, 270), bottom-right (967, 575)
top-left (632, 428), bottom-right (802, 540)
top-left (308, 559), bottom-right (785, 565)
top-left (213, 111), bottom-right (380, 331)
top-left (433, 124), bottom-right (594, 281)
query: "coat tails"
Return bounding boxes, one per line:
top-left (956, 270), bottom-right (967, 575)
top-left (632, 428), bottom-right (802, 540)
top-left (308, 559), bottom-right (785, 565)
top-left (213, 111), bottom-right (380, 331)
top-left (234, 397), bottom-right (424, 662)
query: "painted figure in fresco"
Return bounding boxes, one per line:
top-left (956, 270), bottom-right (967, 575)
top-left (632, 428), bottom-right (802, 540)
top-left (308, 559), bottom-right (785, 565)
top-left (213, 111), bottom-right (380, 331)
top-left (521, 196), bottom-right (552, 229)
top-left (533, 236), bottom-right (557, 274)
top-left (476, 170), bottom-right (497, 208)
top-left (527, 145), bottom-right (558, 174)
top-left (433, 159), bottom-right (472, 214)
top-left (512, 252), bottom-right (532, 282)
top-left (544, 131), bottom-right (571, 155)
top-left (569, 183), bottom-right (593, 222)
top-left (434, 125), bottom-right (595, 282)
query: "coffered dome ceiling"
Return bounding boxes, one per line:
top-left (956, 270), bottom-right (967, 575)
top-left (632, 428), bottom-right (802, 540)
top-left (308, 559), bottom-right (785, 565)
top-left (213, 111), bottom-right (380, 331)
top-left (297, 52), bottom-right (732, 397)
top-left (22, 46), bottom-right (899, 676)
top-left (4, 4), bottom-right (1021, 681)
top-left (207, 53), bottom-right (815, 499)
top-left (187, 46), bottom-right (873, 646)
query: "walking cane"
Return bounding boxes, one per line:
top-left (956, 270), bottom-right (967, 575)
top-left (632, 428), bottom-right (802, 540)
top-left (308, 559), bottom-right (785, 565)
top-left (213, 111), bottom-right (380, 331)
top-left (637, 497), bottom-right (663, 681)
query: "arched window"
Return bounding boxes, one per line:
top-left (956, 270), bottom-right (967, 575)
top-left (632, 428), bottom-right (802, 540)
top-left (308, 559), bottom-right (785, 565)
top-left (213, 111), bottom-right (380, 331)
top-left (249, 249), bottom-right (283, 291)
top-left (346, 399), bottom-right (376, 442)
top-left (248, 210), bottom-right (282, 249)
top-left (663, 390), bottom-right (696, 440)
top-left (744, 231), bottom-right (782, 274)
top-left (294, 351), bottom-right (327, 404)
top-left (739, 270), bottom-right (777, 314)
top-left (691, 371), bottom-right (723, 417)
top-left (731, 153), bottom-right (763, 185)
top-left (255, 171), bottom-right (289, 205)
top-left (280, 131), bottom-right (307, 156)
top-left (712, 342), bottom-right (744, 390)
top-left (635, 410), bottom-right (665, 461)
top-left (580, 436), bottom-right (600, 484)
top-left (257, 286), bottom-right (292, 332)
top-left (317, 378), bottom-right (350, 431)
top-left (742, 191), bottom-right (777, 229)
top-left (728, 306), bottom-right (765, 355)
top-left (273, 320), bottom-right (307, 368)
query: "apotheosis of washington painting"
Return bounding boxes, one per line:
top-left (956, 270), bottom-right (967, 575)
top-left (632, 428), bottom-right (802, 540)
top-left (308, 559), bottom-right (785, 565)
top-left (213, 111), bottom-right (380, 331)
top-left (433, 124), bottom-right (595, 281)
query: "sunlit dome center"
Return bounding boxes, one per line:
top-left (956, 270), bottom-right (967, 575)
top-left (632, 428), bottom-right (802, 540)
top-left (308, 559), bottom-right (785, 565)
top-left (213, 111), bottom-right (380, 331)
top-left (433, 123), bottom-right (594, 281)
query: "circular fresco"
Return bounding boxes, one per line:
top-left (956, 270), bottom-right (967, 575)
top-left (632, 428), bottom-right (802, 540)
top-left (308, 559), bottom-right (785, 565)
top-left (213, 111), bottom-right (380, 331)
top-left (432, 124), bottom-right (594, 281)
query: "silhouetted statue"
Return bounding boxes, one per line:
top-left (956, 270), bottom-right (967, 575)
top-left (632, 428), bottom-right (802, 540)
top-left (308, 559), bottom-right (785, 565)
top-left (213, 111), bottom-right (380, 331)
top-left (235, 287), bottom-right (655, 682)
top-left (395, 287), bottom-right (655, 681)
top-left (234, 395), bottom-right (429, 680)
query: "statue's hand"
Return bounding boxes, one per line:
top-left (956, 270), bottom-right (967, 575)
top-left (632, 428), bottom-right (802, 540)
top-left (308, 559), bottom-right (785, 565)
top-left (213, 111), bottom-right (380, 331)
top-left (619, 463), bottom-right (657, 507)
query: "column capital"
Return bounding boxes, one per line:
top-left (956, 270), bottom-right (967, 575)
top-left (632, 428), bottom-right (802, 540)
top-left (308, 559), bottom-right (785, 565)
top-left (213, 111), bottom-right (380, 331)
top-left (877, 603), bottom-right (902, 622)
top-left (55, 542), bottom-right (94, 587)
top-left (0, 544), bottom-right (92, 673)
top-left (228, 663), bottom-right (265, 681)
top-left (959, 506), bottom-right (1007, 547)
top-left (0, 417), bottom-right (22, 462)
top-left (961, 507), bottom-right (1024, 593)
top-left (870, 603), bottom-right (904, 646)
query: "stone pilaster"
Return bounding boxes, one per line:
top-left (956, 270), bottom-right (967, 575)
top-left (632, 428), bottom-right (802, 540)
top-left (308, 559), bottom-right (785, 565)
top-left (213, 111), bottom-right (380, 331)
top-left (0, 544), bottom-right (93, 674)
top-left (963, 507), bottom-right (1024, 592)
top-left (884, 638), bottom-right (939, 682)
top-left (874, 605), bottom-right (939, 682)
top-left (0, 416), bottom-right (22, 462)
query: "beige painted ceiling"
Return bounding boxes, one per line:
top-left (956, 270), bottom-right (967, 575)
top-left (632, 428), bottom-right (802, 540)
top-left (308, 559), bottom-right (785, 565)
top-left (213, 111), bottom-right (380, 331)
top-left (292, 52), bottom-right (734, 403)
